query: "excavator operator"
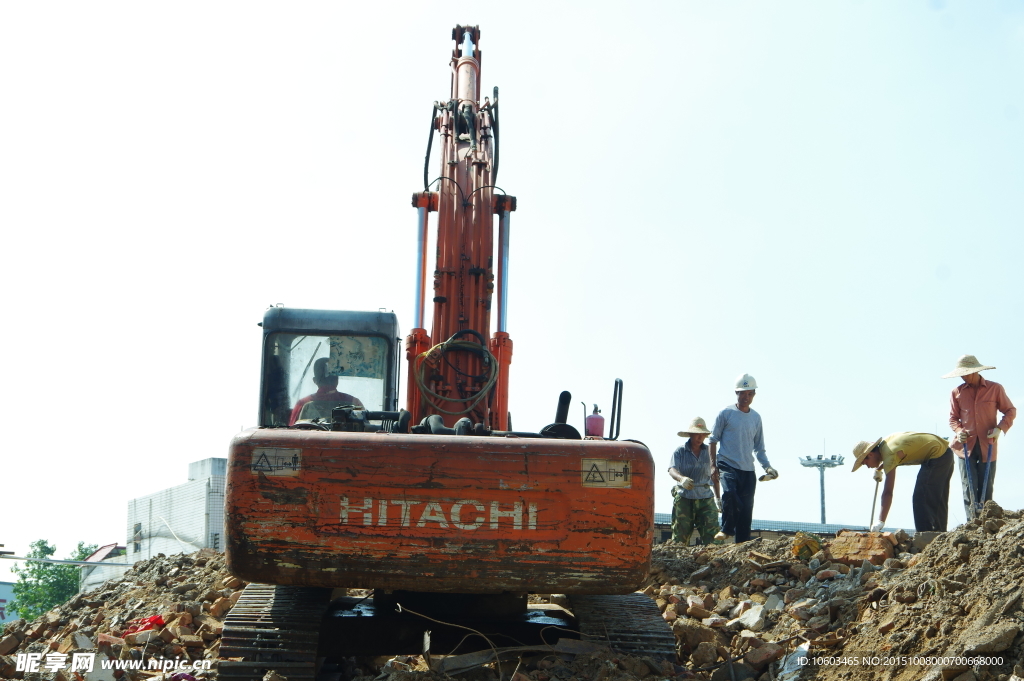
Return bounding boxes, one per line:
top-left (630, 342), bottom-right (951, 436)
top-left (289, 357), bottom-right (364, 425)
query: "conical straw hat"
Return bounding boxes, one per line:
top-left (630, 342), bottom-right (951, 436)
top-left (678, 417), bottom-right (711, 437)
top-left (942, 354), bottom-right (995, 379)
top-left (851, 437), bottom-right (884, 472)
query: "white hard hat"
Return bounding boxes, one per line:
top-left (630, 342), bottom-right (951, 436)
top-left (735, 374), bottom-right (757, 391)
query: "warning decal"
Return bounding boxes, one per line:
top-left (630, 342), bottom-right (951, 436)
top-left (581, 459), bottom-right (631, 488)
top-left (251, 448), bottom-right (302, 476)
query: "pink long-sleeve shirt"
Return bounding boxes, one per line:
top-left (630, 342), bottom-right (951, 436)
top-left (948, 378), bottom-right (1016, 462)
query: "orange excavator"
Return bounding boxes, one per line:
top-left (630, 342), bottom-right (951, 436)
top-left (221, 27), bottom-right (671, 678)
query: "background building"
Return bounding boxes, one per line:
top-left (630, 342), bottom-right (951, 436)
top-left (79, 544), bottom-right (131, 592)
top-left (0, 582), bottom-right (13, 622)
top-left (126, 458), bottom-right (226, 562)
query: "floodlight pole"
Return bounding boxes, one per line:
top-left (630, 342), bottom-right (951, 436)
top-left (799, 455), bottom-right (845, 525)
top-left (818, 467), bottom-right (825, 524)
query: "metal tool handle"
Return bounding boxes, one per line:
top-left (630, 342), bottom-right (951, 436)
top-left (962, 440), bottom-right (978, 517)
top-left (869, 479), bottom-right (880, 528)
top-left (978, 442), bottom-right (994, 512)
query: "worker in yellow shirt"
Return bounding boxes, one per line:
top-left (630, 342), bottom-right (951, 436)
top-left (851, 433), bottom-right (953, 532)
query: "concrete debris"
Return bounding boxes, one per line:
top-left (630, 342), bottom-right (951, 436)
top-left (352, 648), bottom-right (679, 681)
top-left (647, 501), bottom-right (1024, 680)
top-left (7, 505), bottom-right (1024, 681)
top-left (689, 641), bottom-right (717, 668)
top-left (0, 549), bottom-right (240, 681)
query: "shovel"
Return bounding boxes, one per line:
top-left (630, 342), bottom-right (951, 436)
top-left (869, 468), bottom-right (883, 528)
top-left (978, 442), bottom-right (994, 512)
top-left (960, 433), bottom-right (979, 518)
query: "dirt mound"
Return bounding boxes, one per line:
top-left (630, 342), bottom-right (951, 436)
top-left (0, 549), bottom-right (241, 681)
top-left (6, 509), bottom-right (1023, 681)
top-left (644, 502), bottom-right (1024, 681)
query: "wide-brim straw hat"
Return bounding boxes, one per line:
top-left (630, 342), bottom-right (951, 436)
top-left (851, 438), bottom-right (884, 472)
top-left (942, 354), bottom-right (995, 379)
top-left (678, 417), bottom-right (711, 437)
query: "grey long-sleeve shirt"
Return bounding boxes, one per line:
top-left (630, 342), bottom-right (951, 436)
top-left (708, 404), bottom-right (770, 472)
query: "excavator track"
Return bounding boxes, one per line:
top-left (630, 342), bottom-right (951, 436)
top-left (568, 593), bottom-right (677, 660)
top-left (219, 584), bottom-right (332, 681)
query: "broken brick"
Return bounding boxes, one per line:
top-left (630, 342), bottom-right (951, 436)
top-left (687, 605), bottom-right (714, 619)
top-left (827, 531), bottom-right (896, 566)
top-left (208, 597), bottom-right (231, 618)
top-left (744, 642), bottom-right (784, 669)
top-left (179, 635), bottom-right (205, 648)
top-left (0, 635), bottom-right (19, 656)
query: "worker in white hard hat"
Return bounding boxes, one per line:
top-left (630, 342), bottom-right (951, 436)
top-left (943, 355), bottom-right (1016, 520)
top-left (708, 374), bottom-right (777, 543)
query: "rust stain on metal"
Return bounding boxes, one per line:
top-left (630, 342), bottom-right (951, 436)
top-left (259, 488), bottom-right (309, 505)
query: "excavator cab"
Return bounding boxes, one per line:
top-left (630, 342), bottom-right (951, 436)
top-left (258, 307), bottom-right (399, 426)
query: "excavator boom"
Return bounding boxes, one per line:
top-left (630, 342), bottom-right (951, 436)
top-left (406, 25), bottom-right (514, 431)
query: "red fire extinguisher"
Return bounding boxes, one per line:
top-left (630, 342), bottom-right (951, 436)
top-left (585, 404), bottom-right (605, 438)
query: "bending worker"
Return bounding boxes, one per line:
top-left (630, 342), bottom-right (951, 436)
top-left (709, 374), bottom-right (777, 543)
top-left (669, 417), bottom-right (721, 545)
top-left (851, 432), bottom-right (953, 532)
top-left (943, 354), bottom-right (1015, 519)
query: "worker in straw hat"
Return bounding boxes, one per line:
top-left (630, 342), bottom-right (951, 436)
top-left (669, 417), bottom-right (722, 545)
top-left (944, 354), bottom-right (1015, 519)
top-left (851, 433), bottom-right (953, 532)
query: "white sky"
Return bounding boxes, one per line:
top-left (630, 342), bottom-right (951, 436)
top-left (2, 1), bottom-right (1022, 583)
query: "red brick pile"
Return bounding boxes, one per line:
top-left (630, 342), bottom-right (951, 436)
top-left (0, 550), bottom-right (244, 680)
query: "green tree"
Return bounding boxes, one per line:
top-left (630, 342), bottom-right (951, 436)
top-left (8, 540), bottom-right (98, 621)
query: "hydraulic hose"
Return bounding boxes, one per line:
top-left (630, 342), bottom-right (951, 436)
top-left (414, 330), bottom-right (498, 416)
top-left (423, 103), bottom-right (438, 192)
top-left (491, 86), bottom-right (499, 184)
top-left (461, 104), bottom-right (477, 152)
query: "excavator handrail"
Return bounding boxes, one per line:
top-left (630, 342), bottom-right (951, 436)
top-left (608, 378), bottom-right (623, 441)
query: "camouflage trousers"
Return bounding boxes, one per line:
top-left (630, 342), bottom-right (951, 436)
top-left (671, 493), bottom-right (721, 545)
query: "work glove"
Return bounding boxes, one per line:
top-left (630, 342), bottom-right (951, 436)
top-left (714, 497), bottom-right (722, 513)
top-left (871, 521), bottom-right (884, 532)
top-left (957, 430), bottom-right (971, 443)
top-left (873, 468), bottom-right (884, 483)
top-left (759, 467), bottom-right (778, 482)
top-left (678, 476), bottom-right (695, 490)
top-left (987, 427), bottom-right (1002, 441)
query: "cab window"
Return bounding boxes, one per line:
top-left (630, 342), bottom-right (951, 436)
top-left (261, 333), bottom-right (388, 426)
